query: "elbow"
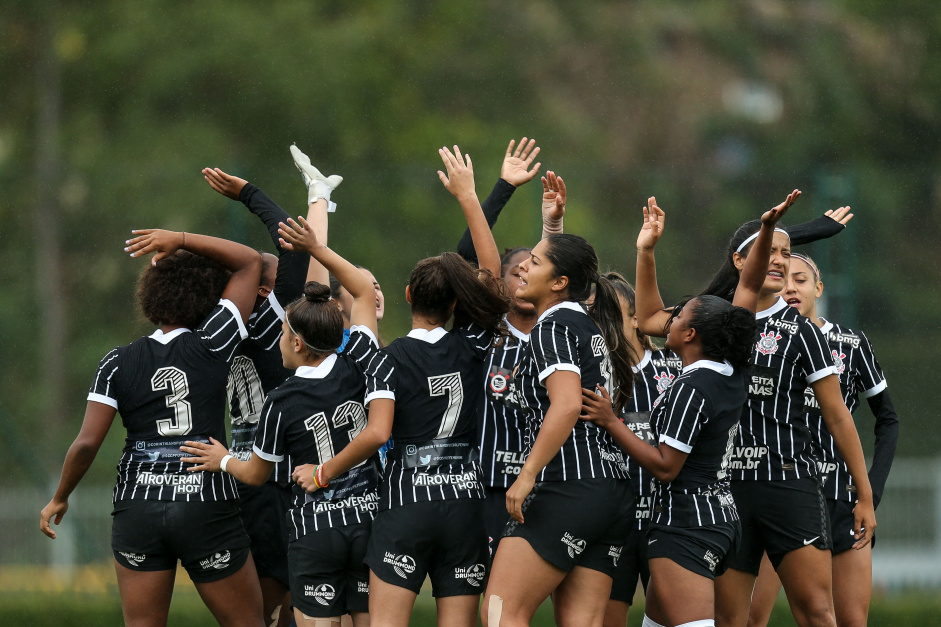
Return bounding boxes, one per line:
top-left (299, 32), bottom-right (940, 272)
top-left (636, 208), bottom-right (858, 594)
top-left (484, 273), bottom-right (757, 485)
top-left (652, 466), bottom-right (680, 483)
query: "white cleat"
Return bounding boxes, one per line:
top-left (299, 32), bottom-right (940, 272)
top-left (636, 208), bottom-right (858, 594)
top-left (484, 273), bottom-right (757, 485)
top-left (289, 144), bottom-right (343, 208)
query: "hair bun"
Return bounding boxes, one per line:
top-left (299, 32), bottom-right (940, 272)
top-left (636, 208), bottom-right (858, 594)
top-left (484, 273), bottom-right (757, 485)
top-left (303, 281), bottom-right (332, 303)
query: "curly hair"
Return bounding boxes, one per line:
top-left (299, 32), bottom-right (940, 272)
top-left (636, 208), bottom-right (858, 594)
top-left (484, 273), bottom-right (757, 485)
top-left (136, 250), bottom-right (231, 330)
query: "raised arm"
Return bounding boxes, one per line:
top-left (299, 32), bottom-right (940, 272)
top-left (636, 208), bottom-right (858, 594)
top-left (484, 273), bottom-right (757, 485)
top-left (438, 145), bottom-right (501, 277)
top-left (788, 206), bottom-right (853, 246)
top-left (126, 230), bottom-right (262, 322)
top-left (203, 167), bottom-right (308, 306)
top-left (634, 197), bottom-right (672, 337)
top-left (540, 171), bottom-right (565, 239)
top-left (456, 137), bottom-right (541, 264)
top-left (279, 215), bottom-right (379, 339)
top-left (731, 189), bottom-right (800, 312)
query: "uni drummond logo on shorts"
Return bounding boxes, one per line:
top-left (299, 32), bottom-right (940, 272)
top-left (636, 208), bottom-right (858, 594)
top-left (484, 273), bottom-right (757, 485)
top-left (305, 583), bottom-right (336, 606)
top-left (561, 532), bottom-right (587, 558)
top-left (199, 551), bottom-right (231, 571)
top-left (119, 551), bottom-right (146, 566)
top-left (454, 563), bottom-right (486, 587)
top-left (383, 552), bottom-right (416, 579)
top-left (703, 550), bottom-right (719, 572)
top-left (356, 581), bottom-right (369, 594)
top-left (607, 545), bottom-right (622, 567)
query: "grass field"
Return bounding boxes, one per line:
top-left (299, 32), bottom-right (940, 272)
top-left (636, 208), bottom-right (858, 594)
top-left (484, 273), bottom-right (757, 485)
top-left (2, 565), bottom-right (940, 625)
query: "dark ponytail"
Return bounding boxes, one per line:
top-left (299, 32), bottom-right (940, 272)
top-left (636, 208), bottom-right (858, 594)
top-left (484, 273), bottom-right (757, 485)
top-left (408, 252), bottom-right (510, 340)
top-left (687, 295), bottom-right (757, 369)
top-left (543, 234), bottom-right (636, 413)
top-left (602, 271), bottom-right (657, 353)
top-left (285, 281), bottom-right (344, 358)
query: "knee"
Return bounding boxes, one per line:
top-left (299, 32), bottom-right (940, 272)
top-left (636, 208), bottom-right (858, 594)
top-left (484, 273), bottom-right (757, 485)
top-left (834, 608), bottom-right (868, 627)
top-left (792, 599), bottom-right (835, 627)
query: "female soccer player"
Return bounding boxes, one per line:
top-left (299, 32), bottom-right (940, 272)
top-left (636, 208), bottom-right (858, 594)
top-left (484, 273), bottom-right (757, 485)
top-left (481, 231), bottom-right (636, 627)
top-left (293, 145), bottom-right (509, 627)
top-left (746, 252), bottom-right (898, 627)
top-left (590, 272), bottom-right (682, 627)
top-left (181, 216), bottom-right (381, 627)
top-left (40, 230), bottom-right (264, 627)
top-left (582, 199), bottom-right (790, 627)
top-left (633, 194), bottom-right (877, 627)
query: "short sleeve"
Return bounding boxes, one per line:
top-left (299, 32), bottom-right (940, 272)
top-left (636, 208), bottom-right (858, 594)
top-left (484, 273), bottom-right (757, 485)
top-left (344, 326), bottom-right (380, 365)
top-left (364, 349), bottom-right (397, 405)
top-left (247, 293), bottom-right (284, 351)
top-left (87, 348), bottom-right (121, 409)
top-left (797, 318), bottom-right (837, 384)
top-left (657, 382), bottom-right (706, 454)
top-left (531, 320), bottom-right (581, 383)
top-left (196, 299), bottom-right (249, 361)
top-left (855, 331), bottom-right (887, 398)
top-left (252, 397), bottom-right (286, 462)
top-left (453, 322), bottom-right (495, 360)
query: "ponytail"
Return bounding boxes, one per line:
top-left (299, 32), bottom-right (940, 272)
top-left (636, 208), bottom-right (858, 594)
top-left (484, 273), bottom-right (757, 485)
top-left (408, 252), bottom-right (510, 340)
top-left (591, 276), bottom-right (638, 414)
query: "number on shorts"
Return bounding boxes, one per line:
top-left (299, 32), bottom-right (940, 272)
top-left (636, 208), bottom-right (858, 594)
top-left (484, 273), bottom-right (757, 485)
top-left (428, 372), bottom-right (463, 439)
top-left (152, 367), bottom-right (193, 436)
top-left (227, 356), bottom-right (266, 424)
top-left (304, 400), bottom-right (368, 466)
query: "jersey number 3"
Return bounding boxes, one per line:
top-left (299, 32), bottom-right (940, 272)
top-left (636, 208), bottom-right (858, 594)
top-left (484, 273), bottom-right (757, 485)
top-left (152, 367), bottom-right (193, 436)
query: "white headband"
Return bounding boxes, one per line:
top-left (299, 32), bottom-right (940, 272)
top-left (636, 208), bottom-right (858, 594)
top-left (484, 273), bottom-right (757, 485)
top-left (735, 228), bottom-right (789, 254)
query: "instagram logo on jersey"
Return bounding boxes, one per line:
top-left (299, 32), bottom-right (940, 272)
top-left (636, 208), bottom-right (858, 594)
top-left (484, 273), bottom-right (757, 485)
top-left (756, 330), bottom-right (782, 356)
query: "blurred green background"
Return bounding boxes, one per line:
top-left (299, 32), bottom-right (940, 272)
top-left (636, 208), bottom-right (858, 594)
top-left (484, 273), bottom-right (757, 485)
top-left (2, 0), bottom-right (941, 623)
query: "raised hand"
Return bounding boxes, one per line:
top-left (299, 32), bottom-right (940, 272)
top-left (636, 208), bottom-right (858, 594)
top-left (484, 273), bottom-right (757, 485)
top-left (437, 145), bottom-right (476, 201)
top-left (125, 229), bottom-right (184, 266)
top-left (825, 205), bottom-right (854, 226)
top-left (278, 216), bottom-right (322, 254)
top-left (636, 196), bottom-right (665, 252)
top-left (501, 137), bottom-right (542, 187)
top-left (202, 167), bottom-right (248, 200)
top-left (541, 171), bottom-right (566, 223)
top-left (762, 189), bottom-right (801, 227)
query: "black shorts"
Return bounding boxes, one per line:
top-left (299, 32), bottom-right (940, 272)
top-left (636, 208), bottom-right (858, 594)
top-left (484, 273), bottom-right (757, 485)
top-left (646, 521), bottom-right (740, 580)
top-left (483, 487), bottom-right (511, 561)
top-left (726, 478), bottom-right (832, 575)
top-left (111, 499), bottom-right (251, 583)
top-left (828, 498), bottom-right (875, 554)
top-left (289, 520), bottom-right (371, 618)
top-left (504, 478), bottom-right (633, 577)
top-left (609, 521), bottom-right (650, 604)
top-left (365, 499), bottom-right (488, 597)
top-left (238, 481), bottom-right (291, 585)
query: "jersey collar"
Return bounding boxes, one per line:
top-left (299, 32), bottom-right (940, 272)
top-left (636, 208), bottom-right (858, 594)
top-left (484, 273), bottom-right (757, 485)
top-left (407, 326), bottom-right (448, 344)
top-left (296, 353), bottom-right (338, 379)
top-left (632, 349), bottom-right (652, 373)
top-left (756, 296), bottom-right (788, 320)
top-left (537, 300), bottom-right (586, 324)
top-left (818, 317), bottom-right (833, 334)
top-left (148, 328), bottom-right (191, 344)
top-left (505, 319), bottom-right (530, 342)
top-left (682, 359), bottom-right (734, 376)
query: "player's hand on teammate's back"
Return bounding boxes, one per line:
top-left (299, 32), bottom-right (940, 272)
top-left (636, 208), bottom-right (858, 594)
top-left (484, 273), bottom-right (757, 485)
top-left (437, 145), bottom-right (476, 201)
top-left (125, 229), bottom-right (184, 265)
top-left (580, 384), bottom-right (619, 429)
top-left (501, 137), bottom-right (541, 187)
top-left (180, 437), bottom-right (230, 472)
top-left (292, 464), bottom-right (322, 493)
top-left (278, 216), bottom-right (323, 254)
top-left (202, 167), bottom-right (248, 200)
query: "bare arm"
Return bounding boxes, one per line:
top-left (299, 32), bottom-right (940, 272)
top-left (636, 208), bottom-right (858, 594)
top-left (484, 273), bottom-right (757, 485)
top-left (40, 401), bottom-right (116, 539)
top-left (812, 375), bottom-right (876, 548)
top-left (438, 145), bottom-right (501, 278)
top-left (505, 370), bottom-right (582, 523)
top-left (125, 230), bottom-right (262, 323)
top-left (634, 197), bottom-right (671, 336)
top-left (180, 438), bottom-right (274, 486)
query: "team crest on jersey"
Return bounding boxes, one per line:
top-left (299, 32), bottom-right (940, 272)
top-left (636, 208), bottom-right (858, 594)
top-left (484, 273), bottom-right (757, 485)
top-left (756, 330), bottom-right (782, 356)
top-left (653, 371), bottom-right (675, 393)
top-left (488, 365), bottom-right (523, 409)
top-left (831, 350), bottom-right (846, 374)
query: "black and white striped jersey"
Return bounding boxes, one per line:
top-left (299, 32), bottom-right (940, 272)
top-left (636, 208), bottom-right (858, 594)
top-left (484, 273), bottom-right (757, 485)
top-left (651, 360), bottom-right (746, 527)
top-left (804, 320), bottom-right (887, 502)
top-left (624, 349), bottom-right (682, 530)
top-left (478, 320), bottom-right (529, 488)
top-left (364, 324), bottom-right (494, 510)
top-left (252, 327), bottom-right (380, 541)
top-left (516, 302), bottom-right (630, 482)
top-left (731, 297), bottom-right (837, 481)
top-left (87, 300), bottom-right (248, 503)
